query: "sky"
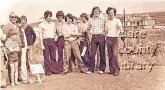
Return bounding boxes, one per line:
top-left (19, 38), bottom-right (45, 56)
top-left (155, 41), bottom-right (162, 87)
top-left (0, 0), bottom-right (165, 24)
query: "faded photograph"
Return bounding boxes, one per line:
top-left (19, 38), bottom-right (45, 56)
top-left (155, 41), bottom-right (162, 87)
top-left (0, 0), bottom-right (165, 90)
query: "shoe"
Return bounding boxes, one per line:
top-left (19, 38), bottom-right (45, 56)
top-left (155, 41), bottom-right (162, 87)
top-left (62, 72), bottom-right (68, 75)
top-left (23, 80), bottom-right (29, 84)
top-left (11, 82), bottom-right (15, 87)
top-left (108, 71), bottom-right (114, 74)
top-left (113, 71), bottom-right (119, 76)
top-left (1, 85), bottom-right (7, 88)
top-left (98, 71), bottom-right (104, 74)
top-left (15, 82), bottom-right (21, 86)
top-left (45, 73), bottom-right (51, 76)
top-left (86, 71), bottom-right (92, 74)
top-left (29, 79), bottom-right (34, 84)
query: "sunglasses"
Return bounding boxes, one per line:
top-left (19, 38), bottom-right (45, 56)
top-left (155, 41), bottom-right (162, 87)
top-left (10, 16), bottom-right (17, 19)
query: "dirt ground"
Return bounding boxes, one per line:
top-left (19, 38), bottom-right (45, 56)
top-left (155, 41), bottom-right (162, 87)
top-left (2, 66), bottom-right (165, 90)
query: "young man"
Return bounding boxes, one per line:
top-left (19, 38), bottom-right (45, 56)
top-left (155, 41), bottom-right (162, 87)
top-left (39, 11), bottom-right (58, 76)
top-left (105, 7), bottom-right (124, 76)
top-left (55, 11), bottom-right (65, 73)
top-left (86, 6), bottom-right (106, 74)
top-left (62, 13), bottom-right (87, 75)
top-left (78, 13), bottom-right (90, 67)
top-left (20, 15), bottom-right (36, 83)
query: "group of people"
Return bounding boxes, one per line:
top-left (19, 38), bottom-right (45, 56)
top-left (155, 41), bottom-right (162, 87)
top-left (0, 6), bottom-right (124, 88)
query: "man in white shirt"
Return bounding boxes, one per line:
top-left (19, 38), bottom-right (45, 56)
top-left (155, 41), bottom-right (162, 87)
top-left (20, 15), bottom-right (29, 83)
top-left (105, 7), bottom-right (124, 76)
top-left (62, 13), bottom-right (87, 75)
top-left (39, 11), bottom-right (58, 76)
top-left (55, 11), bottom-right (65, 73)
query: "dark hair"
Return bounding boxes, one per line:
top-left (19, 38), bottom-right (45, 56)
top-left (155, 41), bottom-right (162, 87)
top-left (65, 13), bottom-right (73, 22)
top-left (80, 13), bottom-right (88, 21)
top-left (56, 11), bottom-right (65, 19)
top-left (90, 6), bottom-right (101, 18)
top-left (106, 7), bottom-right (117, 15)
top-left (16, 17), bottom-right (21, 24)
top-left (44, 10), bottom-right (52, 19)
top-left (20, 15), bottom-right (27, 22)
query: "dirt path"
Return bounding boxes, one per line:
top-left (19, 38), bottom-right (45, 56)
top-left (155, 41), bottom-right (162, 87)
top-left (3, 66), bottom-right (165, 90)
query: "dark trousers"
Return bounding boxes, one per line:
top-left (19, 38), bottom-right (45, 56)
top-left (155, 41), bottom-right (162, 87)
top-left (68, 49), bottom-right (75, 72)
top-left (43, 39), bottom-right (58, 75)
top-left (106, 37), bottom-right (119, 73)
top-left (79, 40), bottom-right (89, 67)
top-left (88, 34), bottom-right (106, 72)
top-left (56, 36), bottom-right (64, 72)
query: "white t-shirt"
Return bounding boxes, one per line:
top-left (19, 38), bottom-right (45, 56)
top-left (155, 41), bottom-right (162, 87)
top-left (39, 21), bottom-right (56, 39)
top-left (21, 28), bottom-right (28, 49)
top-left (105, 18), bottom-right (123, 37)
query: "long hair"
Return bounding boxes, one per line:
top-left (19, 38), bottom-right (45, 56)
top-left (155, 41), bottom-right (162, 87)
top-left (90, 6), bottom-right (101, 18)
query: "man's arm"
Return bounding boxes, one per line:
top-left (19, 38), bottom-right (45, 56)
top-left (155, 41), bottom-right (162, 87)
top-left (0, 28), bottom-right (6, 41)
top-left (39, 24), bottom-right (44, 49)
top-left (2, 24), bottom-right (9, 39)
top-left (30, 26), bottom-right (36, 45)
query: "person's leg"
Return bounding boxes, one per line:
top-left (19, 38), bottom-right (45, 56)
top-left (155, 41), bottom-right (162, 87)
top-left (50, 40), bottom-right (58, 74)
top-left (63, 41), bottom-right (71, 75)
top-left (9, 63), bottom-right (15, 86)
top-left (106, 37), bottom-right (114, 73)
top-left (98, 35), bottom-right (106, 72)
top-left (112, 38), bottom-right (120, 76)
top-left (72, 41), bottom-right (87, 73)
top-left (80, 40), bottom-right (88, 66)
top-left (14, 61), bottom-right (20, 85)
top-left (21, 48), bottom-right (28, 83)
top-left (88, 35), bottom-right (98, 72)
top-left (0, 56), bottom-right (7, 88)
top-left (56, 36), bottom-right (64, 73)
top-left (95, 49), bottom-right (100, 71)
top-left (43, 39), bottom-right (52, 76)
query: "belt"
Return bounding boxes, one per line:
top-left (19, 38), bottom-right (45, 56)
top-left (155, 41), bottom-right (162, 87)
top-left (93, 34), bottom-right (104, 36)
top-left (44, 38), bottom-right (54, 40)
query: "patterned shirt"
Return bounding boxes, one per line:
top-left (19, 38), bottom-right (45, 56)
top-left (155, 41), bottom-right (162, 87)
top-left (5, 38), bottom-right (20, 52)
top-left (89, 16), bottom-right (106, 34)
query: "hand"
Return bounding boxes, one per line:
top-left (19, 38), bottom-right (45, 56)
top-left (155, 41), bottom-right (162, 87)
top-left (42, 45), bottom-right (45, 50)
top-left (5, 61), bottom-right (8, 65)
top-left (71, 33), bottom-right (81, 36)
top-left (119, 32), bottom-right (125, 41)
